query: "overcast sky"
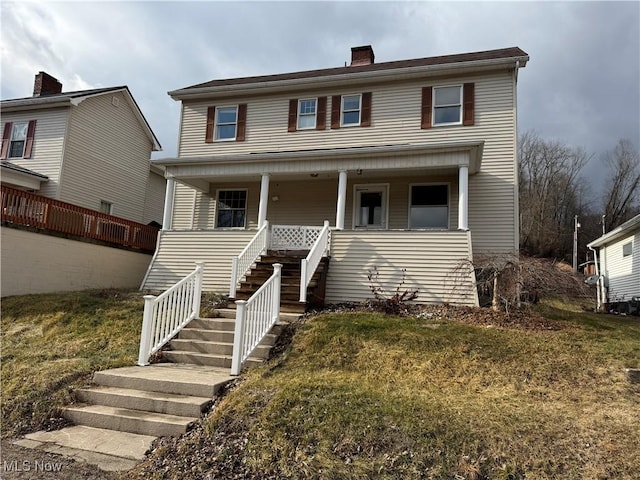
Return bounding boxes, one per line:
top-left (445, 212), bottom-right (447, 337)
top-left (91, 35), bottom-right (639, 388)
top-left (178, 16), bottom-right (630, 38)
top-left (2, 1), bottom-right (638, 198)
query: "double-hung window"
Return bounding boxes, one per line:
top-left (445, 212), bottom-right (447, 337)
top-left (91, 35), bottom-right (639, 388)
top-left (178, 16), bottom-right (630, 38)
top-left (341, 94), bottom-right (361, 126)
top-left (433, 86), bottom-right (462, 126)
top-left (215, 107), bottom-right (238, 141)
top-left (297, 99), bottom-right (317, 130)
top-left (9, 122), bottom-right (28, 158)
top-left (409, 184), bottom-right (449, 229)
top-left (216, 190), bottom-right (247, 228)
top-left (623, 241), bottom-right (632, 257)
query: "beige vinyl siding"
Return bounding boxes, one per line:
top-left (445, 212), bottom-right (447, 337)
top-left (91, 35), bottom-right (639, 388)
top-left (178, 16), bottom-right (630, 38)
top-left (1, 108), bottom-right (69, 198)
top-left (171, 182), bottom-right (198, 229)
top-left (143, 170), bottom-right (166, 225)
top-left (602, 232), bottom-right (640, 302)
top-left (142, 230), bottom-right (255, 292)
top-left (326, 230), bottom-right (478, 306)
top-left (58, 92), bottom-right (153, 222)
top-left (178, 71), bottom-right (517, 253)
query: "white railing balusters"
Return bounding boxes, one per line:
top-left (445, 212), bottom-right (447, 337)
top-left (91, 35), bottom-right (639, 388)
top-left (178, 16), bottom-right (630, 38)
top-left (137, 262), bottom-right (204, 366)
top-left (231, 263), bottom-right (282, 376)
top-left (230, 221), bottom-right (269, 298)
top-left (299, 221), bottom-right (331, 303)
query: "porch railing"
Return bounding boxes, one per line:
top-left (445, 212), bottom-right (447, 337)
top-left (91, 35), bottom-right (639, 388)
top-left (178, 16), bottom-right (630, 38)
top-left (231, 263), bottom-right (282, 376)
top-left (300, 220), bottom-right (331, 302)
top-left (1, 185), bottom-right (158, 252)
top-left (229, 221), bottom-right (269, 298)
top-left (270, 224), bottom-right (324, 250)
top-left (138, 262), bottom-right (204, 366)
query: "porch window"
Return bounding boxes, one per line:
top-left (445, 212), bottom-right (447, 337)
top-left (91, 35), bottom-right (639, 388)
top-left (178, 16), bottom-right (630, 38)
top-left (9, 122), bottom-right (28, 158)
top-left (409, 184), bottom-right (449, 229)
top-left (433, 86), bottom-right (462, 126)
top-left (215, 107), bottom-right (238, 141)
top-left (297, 99), bottom-right (317, 130)
top-left (216, 190), bottom-right (247, 228)
top-left (99, 200), bottom-right (113, 215)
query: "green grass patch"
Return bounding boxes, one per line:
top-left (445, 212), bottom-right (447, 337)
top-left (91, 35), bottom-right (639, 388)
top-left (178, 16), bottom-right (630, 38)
top-left (1, 289), bottom-right (144, 437)
top-left (133, 303), bottom-right (640, 479)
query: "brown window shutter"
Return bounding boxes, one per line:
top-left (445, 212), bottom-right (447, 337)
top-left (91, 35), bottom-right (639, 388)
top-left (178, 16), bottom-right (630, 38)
top-left (361, 92), bottom-right (372, 127)
top-left (236, 104), bottom-right (247, 141)
top-left (421, 87), bottom-right (432, 129)
top-left (331, 95), bottom-right (341, 129)
top-left (316, 97), bottom-right (327, 130)
top-left (0, 122), bottom-right (12, 159)
top-left (463, 83), bottom-right (475, 126)
top-left (205, 106), bottom-right (215, 143)
top-left (23, 120), bottom-right (37, 159)
top-left (288, 99), bottom-right (298, 132)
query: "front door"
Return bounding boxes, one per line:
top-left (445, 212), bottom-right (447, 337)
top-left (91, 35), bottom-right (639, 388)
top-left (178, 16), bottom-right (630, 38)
top-left (354, 184), bottom-right (388, 229)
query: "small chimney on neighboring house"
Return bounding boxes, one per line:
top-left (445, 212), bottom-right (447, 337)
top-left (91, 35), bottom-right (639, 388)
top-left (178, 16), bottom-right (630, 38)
top-left (350, 45), bottom-right (375, 66)
top-left (33, 71), bottom-right (63, 96)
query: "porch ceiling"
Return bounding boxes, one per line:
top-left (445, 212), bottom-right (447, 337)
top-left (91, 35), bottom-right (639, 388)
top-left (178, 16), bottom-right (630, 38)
top-left (156, 141), bottom-right (483, 191)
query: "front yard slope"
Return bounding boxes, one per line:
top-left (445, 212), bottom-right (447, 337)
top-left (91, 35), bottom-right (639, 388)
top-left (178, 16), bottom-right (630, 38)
top-left (129, 307), bottom-right (640, 480)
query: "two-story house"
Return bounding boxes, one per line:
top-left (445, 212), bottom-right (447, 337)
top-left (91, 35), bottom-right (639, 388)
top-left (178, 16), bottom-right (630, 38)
top-left (1, 71), bottom-right (164, 225)
top-left (142, 46), bottom-right (529, 309)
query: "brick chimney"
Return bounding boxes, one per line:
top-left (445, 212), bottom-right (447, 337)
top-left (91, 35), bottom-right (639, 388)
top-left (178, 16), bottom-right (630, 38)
top-left (350, 45), bottom-right (375, 66)
top-left (33, 71), bottom-right (62, 96)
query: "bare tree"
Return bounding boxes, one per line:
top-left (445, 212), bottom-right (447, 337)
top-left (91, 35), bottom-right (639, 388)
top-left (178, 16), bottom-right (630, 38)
top-left (518, 131), bottom-right (590, 260)
top-left (601, 139), bottom-right (640, 232)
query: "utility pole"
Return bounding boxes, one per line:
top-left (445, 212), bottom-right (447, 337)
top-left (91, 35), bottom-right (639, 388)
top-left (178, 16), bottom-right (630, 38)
top-left (573, 215), bottom-right (581, 272)
top-left (602, 214), bottom-right (606, 236)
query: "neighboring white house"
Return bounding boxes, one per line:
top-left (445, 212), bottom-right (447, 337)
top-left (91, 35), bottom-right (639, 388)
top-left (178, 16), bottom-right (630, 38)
top-left (1, 71), bottom-right (164, 225)
top-left (142, 45), bottom-right (529, 309)
top-left (588, 214), bottom-right (640, 311)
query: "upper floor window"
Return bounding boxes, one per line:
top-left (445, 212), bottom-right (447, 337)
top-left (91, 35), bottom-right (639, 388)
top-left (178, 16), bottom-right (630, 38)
top-left (433, 86), bottom-right (462, 126)
top-left (205, 105), bottom-right (247, 143)
top-left (341, 94), bottom-right (362, 126)
top-left (623, 241), bottom-right (632, 257)
top-left (421, 83), bottom-right (474, 129)
top-left (215, 107), bottom-right (238, 141)
top-left (297, 99), bottom-right (317, 130)
top-left (330, 93), bottom-right (371, 129)
top-left (1, 120), bottom-right (37, 160)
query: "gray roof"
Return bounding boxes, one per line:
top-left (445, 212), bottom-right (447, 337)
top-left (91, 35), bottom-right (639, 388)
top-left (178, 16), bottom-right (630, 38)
top-left (588, 214), bottom-right (640, 248)
top-left (1, 86), bottom-right (126, 109)
top-left (1, 161), bottom-right (49, 179)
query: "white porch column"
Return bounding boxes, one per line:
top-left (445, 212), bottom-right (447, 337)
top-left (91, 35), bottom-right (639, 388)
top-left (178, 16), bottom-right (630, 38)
top-left (336, 170), bottom-right (348, 230)
top-left (458, 165), bottom-right (469, 231)
top-left (162, 178), bottom-right (176, 230)
top-left (257, 173), bottom-right (270, 228)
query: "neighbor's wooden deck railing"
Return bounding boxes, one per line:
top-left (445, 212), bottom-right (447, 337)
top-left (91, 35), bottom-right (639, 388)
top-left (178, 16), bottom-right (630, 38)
top-left (1, 185), bottom-right (159, 252)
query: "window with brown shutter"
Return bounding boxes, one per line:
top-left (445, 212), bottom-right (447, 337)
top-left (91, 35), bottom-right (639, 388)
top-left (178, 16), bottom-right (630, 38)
top-left (316, 96), bottom-right (327, 130)
top-left (236, 104), bottom-right (247, 141)
top-left (288, 99), bottom-right (298, 132)
top-left (463, 83), bottom-right (475, 126)
top-left (0, 122), bottom-right (12, 159)
top-left (421, 87), bottom-right (433, 129)
top-left (361, 92), bottom-right (372, 127)
top-left (205, 106), bottom-right (215, 143)
top-left (331, 95), bottom-right (341, 129)
top-left (24, 120), bottom-right (37, 158)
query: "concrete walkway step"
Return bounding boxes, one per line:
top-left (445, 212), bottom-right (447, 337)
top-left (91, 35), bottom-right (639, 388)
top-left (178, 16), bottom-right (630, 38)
top-left (169, 339), bottom-right (271, 358)
top-left (63, 404), bottom-right (196, 437)
top-left (93, 364), bottom-right (233, 397)
top-left (18, 425), bottom-right (155, 471)
top-left (163, 350), bottom-right (263, 369)
top-left (76, 385), bottom-right (211, 417)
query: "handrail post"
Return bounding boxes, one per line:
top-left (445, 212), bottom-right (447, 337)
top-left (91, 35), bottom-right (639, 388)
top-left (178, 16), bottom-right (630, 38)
top-left (272, 263), bottom-right (282, 324)
top-left (264, 220), bottom-right (270, 252)
top-left (323, 220), bottom-right (330, 255)
top-left (230, 257), bottom-right (239, 298)
top-left (231, 300), bottom-right (247, 376)
top-left (193, 262), bottom-right (204, 319)
top-left (138, 294), bottom-right (156, 366)
top-left (300, 259), bottom-right (308, 303)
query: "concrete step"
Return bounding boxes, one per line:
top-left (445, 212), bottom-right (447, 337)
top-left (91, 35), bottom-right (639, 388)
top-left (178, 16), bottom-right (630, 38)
top-left (188, 317), bottom-right (236, 330)
top-left (163, 351), bottom-right (263, 369)
top-left (168, 339), bottom-right (271, 359)
top-left (93, 364), bottom-right (233, 398)
top-left (63, 404), bottom-right (196, 437)
top-left (75, 386), bottom-right (211, 417)
top-left (178, 328), bottom-right (235, 343)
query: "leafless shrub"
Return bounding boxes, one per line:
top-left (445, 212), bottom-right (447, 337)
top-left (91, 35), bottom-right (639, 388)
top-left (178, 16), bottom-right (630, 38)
top-left (367, 266), bottom-right (419, 315)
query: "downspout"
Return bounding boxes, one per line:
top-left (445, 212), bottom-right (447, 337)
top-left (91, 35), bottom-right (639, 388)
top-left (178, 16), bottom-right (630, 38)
top-left (588, 245), bottom-right (604, 312)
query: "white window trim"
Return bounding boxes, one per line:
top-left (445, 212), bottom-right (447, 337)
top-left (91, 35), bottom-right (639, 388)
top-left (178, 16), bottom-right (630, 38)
top-left (622, 241), bottom-right (633, 257)
top-left (99, 200), bottom-right (113, 215)
top-left (341, 93), bottom-right (362, 127)
top-left (215, 188), bottom-right (248, 229)
top-left (8, 122), bottom-right (28, 158)
top-left (352, 183), bottom-right (389, 230)
top-left (407, 182), bottom-right (451, 230)
top-left (432, 85), bottom-right (463, 127)
top-left (214, 105), bottom-right (238, 142)
top-left (297, 98), bottom-right (317, 130)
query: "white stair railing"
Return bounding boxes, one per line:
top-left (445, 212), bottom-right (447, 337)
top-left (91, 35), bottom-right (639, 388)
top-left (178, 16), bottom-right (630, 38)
top-left (231, 263), bottom-right (282, 376)
top-left (229, 221), bottom-right (269, 298)
top-left (138, 262), bottom-right (204, 366)
top-left (299, 221), bottom-right (331, 303)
